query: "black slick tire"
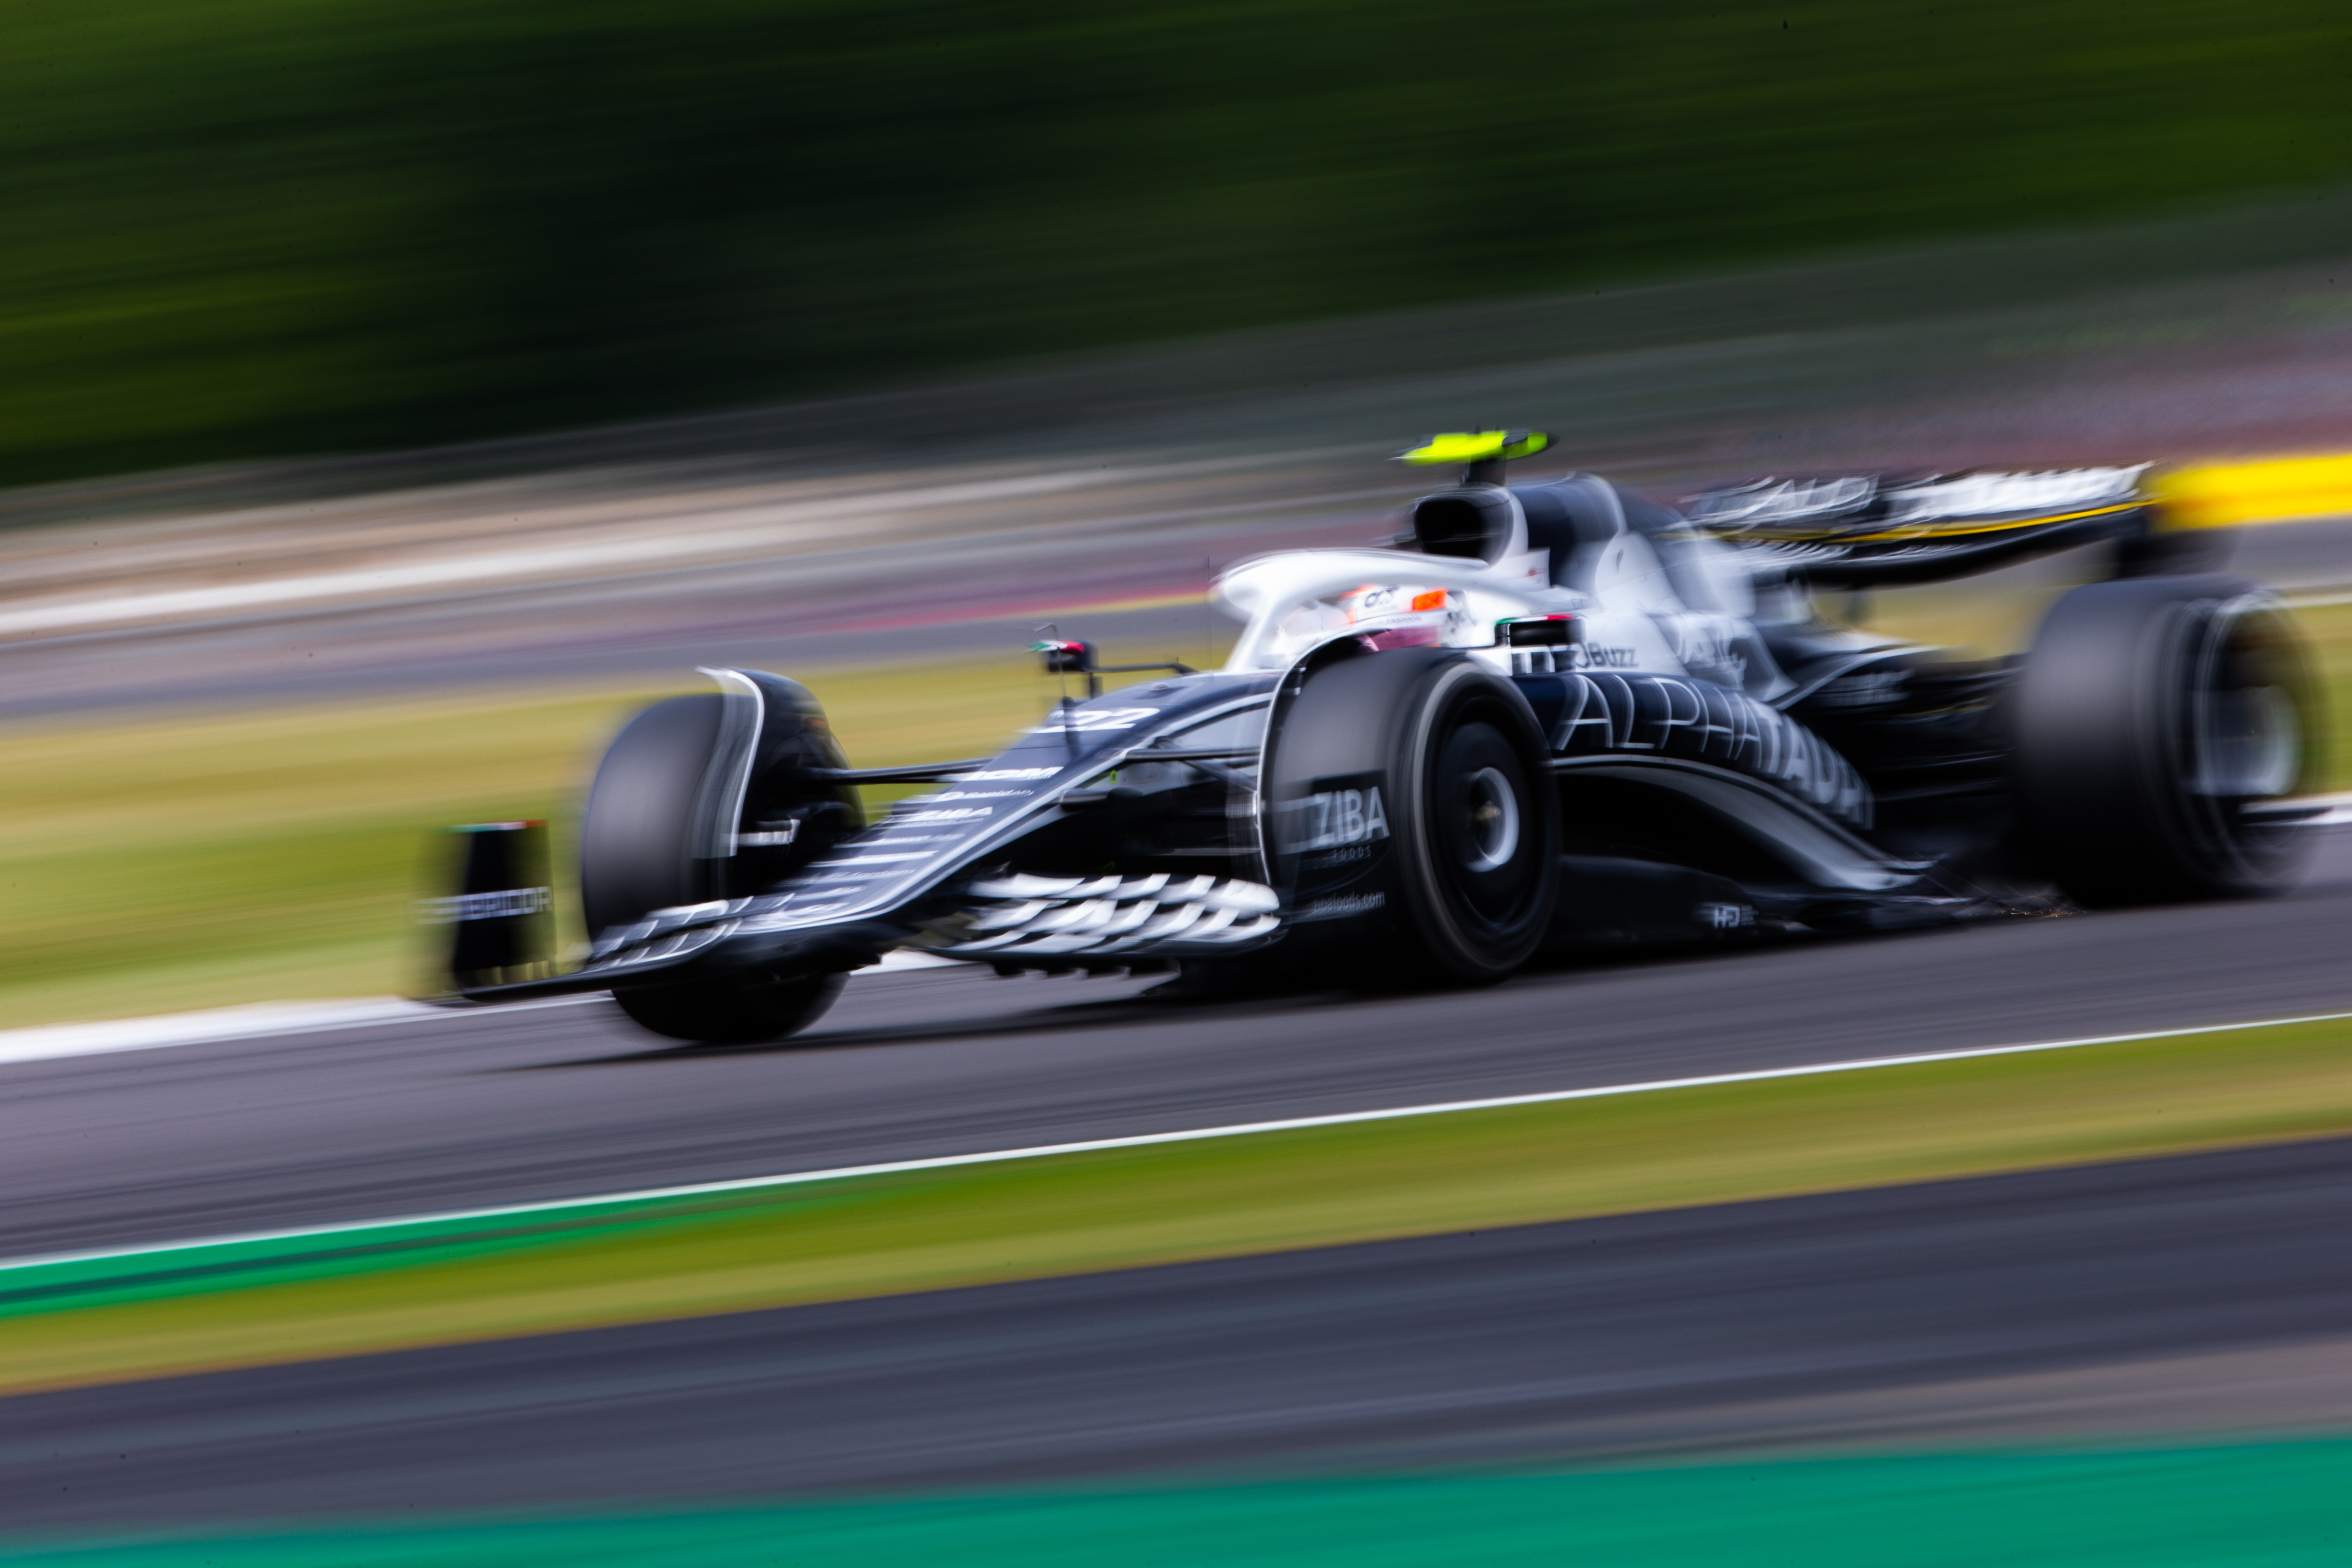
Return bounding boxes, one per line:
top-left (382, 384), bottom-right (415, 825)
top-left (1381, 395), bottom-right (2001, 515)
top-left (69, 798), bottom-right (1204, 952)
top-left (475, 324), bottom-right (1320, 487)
top-left (2014, 575), bottom-right (2314, 906)
top-left (1265, 648), bottom-right (1560, 985)
top-left (603, 968), bottom-right (846, 1047)
top-left (1387, 658), bottom-right (1561, 980)
top-left (580, 694), bottom-right (843, 1044)
top-left (581, 695), bottom-right (724, 936)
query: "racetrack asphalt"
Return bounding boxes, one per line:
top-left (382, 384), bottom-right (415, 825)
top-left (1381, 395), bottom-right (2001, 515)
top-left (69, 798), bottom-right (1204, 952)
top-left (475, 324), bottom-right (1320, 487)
top-left (8, 689), bottom-right (2352, 1527)
top-left (6, 831), bottom-right (2352, 1264)
top-left (4, 820), bottom-right (2352, 1526)
top-left (4, 1133), bottom-right (2348, 1527)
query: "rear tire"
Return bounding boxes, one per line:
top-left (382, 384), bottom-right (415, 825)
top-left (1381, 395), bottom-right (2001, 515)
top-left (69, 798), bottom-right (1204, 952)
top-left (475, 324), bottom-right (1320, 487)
top-left (2014, 575), bottom-right (2314, 906)
top-left (581, 693), bottom-right (842, 1044)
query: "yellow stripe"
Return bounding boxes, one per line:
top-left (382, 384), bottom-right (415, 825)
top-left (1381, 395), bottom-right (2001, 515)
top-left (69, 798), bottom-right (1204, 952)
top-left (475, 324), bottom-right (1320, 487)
top-left (1832, 501), bottom-right (2141, 545)
top-left (1714, 501), bottom-right (2142, 546)
top-left (2155, 454), bottom-right (2352, 530)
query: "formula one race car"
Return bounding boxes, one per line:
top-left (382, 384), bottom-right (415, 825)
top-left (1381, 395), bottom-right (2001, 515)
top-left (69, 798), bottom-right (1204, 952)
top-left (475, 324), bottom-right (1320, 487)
top-left (458, 431), bottom-right (2321, 1043)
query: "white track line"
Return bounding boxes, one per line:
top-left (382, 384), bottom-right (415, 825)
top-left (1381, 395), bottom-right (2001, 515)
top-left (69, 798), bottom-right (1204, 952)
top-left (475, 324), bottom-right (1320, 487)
top-left (9, 1007), bottom-right (2350, 1274)
top-left (0, 995), bottom-right (594, 1067)
top-left (0, 469), bottom-right (1153, 638)
top-left (0, 951), bottom-right (957, 1068)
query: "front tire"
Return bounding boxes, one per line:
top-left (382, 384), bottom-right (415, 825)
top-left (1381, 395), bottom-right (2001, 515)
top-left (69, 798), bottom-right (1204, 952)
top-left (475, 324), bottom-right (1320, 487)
top-left (1265, 648), bottom-right (1560, 984)
top-left (610, 968), bottom-right (846, 1047)
top-left (2014, 575), bottom-right (2315, 906)
top-left (581, 693), bottom-right (843, 1044)
top-left (580, 695), bottom-right (725, 936)
top-left (1388, 662), bottom-right (1561, 980)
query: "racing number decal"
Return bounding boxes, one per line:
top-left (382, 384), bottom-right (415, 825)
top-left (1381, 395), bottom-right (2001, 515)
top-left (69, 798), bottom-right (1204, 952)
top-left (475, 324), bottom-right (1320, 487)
top-left (1029, 706), bottom-right (1161, 733)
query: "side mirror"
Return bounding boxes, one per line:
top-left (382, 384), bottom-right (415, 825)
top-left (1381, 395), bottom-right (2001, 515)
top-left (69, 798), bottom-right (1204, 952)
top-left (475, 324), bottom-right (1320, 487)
top-left (1035, 638), bottom-right (1097, 674)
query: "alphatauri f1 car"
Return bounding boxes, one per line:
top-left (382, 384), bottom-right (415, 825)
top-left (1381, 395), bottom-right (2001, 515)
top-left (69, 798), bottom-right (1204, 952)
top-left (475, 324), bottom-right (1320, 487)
top-left (461, 432), bottom-right (2322, 1043)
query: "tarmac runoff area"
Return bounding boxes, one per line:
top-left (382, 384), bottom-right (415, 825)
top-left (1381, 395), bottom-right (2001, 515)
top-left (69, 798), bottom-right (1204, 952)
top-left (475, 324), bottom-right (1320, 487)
top-left (7, 1005), bottom-right (2352, 1277)
top-left (9, 829), bottom-right (2352, 1263)
top-left (2, 1136), bottom-right (2348, 1526)
top-left (4, 839), bottom-right (2352, 1525)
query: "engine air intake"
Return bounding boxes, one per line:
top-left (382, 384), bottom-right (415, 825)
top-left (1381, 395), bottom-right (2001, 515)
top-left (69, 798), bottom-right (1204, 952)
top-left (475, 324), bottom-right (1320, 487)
top-left (1411, 490), bottom-right (1514, 562)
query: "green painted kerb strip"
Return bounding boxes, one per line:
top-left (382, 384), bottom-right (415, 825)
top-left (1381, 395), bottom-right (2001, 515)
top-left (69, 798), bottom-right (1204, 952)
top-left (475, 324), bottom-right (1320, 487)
top-left (6, 1013), bottom-right (2352, 1396)
top-left (5, 1442), bottom-right (2349, 1567)
top-left (16, 1007), bottom-right (2350, 1307)
top-left (0, 1186), bottom-right (867, 1323)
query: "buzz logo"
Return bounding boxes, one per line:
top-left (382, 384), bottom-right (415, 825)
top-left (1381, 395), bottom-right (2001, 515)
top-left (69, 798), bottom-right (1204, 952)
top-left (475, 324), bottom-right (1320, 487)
top-left (1283, 784), bottom-right (1390, 853)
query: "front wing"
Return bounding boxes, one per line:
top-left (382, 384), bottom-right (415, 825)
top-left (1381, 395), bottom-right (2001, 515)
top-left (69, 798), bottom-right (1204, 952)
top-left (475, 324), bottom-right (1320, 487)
top-left (463, 672), bottom-right (1284, 1000)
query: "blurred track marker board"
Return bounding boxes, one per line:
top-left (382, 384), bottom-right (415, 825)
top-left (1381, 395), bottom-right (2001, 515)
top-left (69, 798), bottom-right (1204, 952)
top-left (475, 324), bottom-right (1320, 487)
top-left (2159, 453), bottom-right (2352, 530)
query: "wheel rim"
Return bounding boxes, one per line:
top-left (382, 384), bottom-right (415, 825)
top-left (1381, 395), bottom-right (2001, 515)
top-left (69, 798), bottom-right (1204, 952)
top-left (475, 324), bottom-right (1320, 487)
top-left (2188, 603), bottom-right (2303, 803)
top-left (2176, 593), bottom-right (2312, 884)
top-left (2192, 682), bottom-right (2298, 799)
top-left (1431, 718), bottom-right (1540, 927)
top-left (1461, 766), bottom-right (1521, 872)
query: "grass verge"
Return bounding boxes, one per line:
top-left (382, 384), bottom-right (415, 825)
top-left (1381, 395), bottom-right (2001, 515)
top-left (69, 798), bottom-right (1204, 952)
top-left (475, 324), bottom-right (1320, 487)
top-left (0, 649), bottom-right (1155, 1027)
top-left (5, 1014), bottom-right (2352, 1396)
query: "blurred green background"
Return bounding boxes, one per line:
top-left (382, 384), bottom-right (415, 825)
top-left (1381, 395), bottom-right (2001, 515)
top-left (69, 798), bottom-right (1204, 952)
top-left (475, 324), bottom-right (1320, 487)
top-left (6, 0), bottom-right (2351, 488)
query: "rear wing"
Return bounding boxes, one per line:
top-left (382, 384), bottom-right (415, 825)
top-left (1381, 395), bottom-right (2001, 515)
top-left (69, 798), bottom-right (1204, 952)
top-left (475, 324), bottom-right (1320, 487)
top-left (1682, 467), bottom-right (2159, 587)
